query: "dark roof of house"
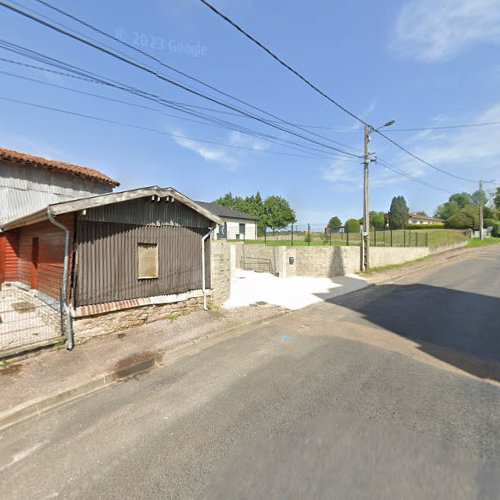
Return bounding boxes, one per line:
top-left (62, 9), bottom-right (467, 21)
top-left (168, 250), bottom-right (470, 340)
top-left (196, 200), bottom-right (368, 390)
top-left (196, 201), bottom-right (259, 221)
top-left (0, 146), bottom-right (120, 187)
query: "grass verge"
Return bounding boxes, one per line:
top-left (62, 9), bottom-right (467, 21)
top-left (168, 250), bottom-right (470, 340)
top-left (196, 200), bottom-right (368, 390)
top-left (467, 238), bottom-right (500, 247)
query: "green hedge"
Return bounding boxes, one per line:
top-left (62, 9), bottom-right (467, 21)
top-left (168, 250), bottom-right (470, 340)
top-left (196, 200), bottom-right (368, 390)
top-left (406, 224), bottom-right (445, 230)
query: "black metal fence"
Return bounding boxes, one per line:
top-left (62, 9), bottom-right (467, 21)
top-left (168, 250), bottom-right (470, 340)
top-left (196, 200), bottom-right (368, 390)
top-left (234, 224), bottom-right (467, 248)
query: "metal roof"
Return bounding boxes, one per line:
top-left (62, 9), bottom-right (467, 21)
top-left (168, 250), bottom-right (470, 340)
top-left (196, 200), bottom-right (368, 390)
top-left (0, 146), bottom-right (120, 187)
top-left (1, 186), bottom-right (225, 231)
top-left (196, 201), bottom-right (260, 221)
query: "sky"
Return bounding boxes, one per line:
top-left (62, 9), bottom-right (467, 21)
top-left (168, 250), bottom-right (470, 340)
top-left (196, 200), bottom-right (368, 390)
top-left (1, 0), bottom-right (499, 225)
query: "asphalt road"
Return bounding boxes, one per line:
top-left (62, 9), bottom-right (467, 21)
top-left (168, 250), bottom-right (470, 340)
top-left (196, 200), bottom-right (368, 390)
top-left (1, 245), bottom-right (500, 499)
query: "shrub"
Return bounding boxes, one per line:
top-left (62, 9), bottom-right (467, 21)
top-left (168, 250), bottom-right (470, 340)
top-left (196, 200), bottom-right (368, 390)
top-left (492, 222), bottom-right (500, 237)
top-left (406, 224), bottom-right (445, 230)
top-left (345, 218), bottom-right (361, 233)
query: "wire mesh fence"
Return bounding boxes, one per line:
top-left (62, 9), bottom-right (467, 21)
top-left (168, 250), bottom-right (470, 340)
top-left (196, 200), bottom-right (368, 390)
top-left (0, 284), bottom-right (63, 353)
top-left (232, 224), bottom-right (470, 248)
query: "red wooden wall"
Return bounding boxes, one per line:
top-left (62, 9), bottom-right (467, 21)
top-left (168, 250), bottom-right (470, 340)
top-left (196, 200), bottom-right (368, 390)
top-left (6, 215), bottom-right (74, 300)
top-left (0, 231), bottom-right (19, 284)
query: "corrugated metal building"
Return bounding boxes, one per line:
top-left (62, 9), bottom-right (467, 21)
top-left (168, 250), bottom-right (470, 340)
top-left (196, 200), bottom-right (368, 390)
top-left (0, 186), bottom-right (224, 351)
top-left (0, 146), bottom-right (119, 225)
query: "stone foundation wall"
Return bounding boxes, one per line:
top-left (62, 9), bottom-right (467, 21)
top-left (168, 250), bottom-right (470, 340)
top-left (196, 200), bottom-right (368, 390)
top-left (210, 240), bottom-right (231, 305)
top-left (73, 296), bottom-right (203, 339)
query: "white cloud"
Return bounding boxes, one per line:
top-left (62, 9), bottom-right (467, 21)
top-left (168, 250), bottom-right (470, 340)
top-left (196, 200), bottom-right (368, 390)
top-left (172, 134), bottom-right (238, 170)
top-left (228, 131), bottom-right (270, 151)
top-left (391, 0), bottom-right (500, 62)
top-left (381, 102), bottom-right (500, 185)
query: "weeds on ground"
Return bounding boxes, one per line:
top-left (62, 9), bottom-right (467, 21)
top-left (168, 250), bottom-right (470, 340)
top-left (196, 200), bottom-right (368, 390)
top-left (467, 238), bottom-right (500, 248)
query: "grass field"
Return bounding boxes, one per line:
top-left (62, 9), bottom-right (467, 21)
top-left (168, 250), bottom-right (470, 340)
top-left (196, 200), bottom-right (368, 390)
top-left (234, 229), bottom-right (470, 249)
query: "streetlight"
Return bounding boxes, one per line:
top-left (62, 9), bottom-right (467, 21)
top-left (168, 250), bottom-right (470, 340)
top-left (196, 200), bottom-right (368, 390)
top-left (362, 120), bottom-right (395, 272)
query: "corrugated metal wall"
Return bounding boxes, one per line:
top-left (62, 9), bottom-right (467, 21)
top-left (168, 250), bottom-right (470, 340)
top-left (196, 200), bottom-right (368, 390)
top-left (83, 197), bottom-right (210, 228)
top-left (0, 160), bottom-right (111, 224)
top-left (75, 220), bottom-right (211, 306)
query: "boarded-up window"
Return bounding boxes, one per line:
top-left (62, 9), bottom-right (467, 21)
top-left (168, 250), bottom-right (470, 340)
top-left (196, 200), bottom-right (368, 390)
top-left (137, 243), bottom-right (158, 279)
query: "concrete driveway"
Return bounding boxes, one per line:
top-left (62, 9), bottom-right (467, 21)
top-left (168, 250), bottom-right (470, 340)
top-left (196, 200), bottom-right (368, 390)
top-left (224, 268), bottom-right (367, 310)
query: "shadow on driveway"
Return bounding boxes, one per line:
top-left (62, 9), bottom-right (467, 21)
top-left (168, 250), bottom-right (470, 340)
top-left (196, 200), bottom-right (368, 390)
top-left (325, 284), bottom-right (500, 382)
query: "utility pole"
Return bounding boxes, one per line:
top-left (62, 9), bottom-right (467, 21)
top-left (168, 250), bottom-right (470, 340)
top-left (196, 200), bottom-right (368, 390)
top-left (363, 124), bottom-right (370, 272)
top-left (361, 120), bottom-right (395, 273)
top-left (479, 180), bottom-right (484, 240)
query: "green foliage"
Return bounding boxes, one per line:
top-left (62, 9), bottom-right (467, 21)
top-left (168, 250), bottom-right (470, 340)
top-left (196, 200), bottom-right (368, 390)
top-left (215, 191), bottom-right (295, 234)
top-left (436, 200), bottom-right (460, 220)
top-left (449, 192), bottom-right (473, 208)
top-left (327, 216), bottom-right (342, 231)
top-left (445, 205), bottom-right (479, 230)
top-left (388, 196), bottom-right (409, 229)
top-left (492, 222), bottom-right (500, 237)
top-left (345, 218), bottom-right (360, 233)
top-left (495, 187), bottom-right (500, 210)
top-left (369, 211), bottom-right (386, 230)
top-left (406, 224), bottom-right (445, 230)
top-left (263, 195), bottom-right (296, 233)
top-left (483, 218), bottom-right (497, 229)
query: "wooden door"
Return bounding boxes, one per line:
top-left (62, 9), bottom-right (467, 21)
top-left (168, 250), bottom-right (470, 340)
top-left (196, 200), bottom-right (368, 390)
top-left (31, 237), bottom-right (39, 289)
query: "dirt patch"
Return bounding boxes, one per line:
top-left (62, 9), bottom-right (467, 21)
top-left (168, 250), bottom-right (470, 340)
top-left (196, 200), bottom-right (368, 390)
top-left (117, 333), bottom-right (126, 339)
top-left (114, 350), bottom-right (157, 371)
top-left (0, 364), bottom-right (22, 376)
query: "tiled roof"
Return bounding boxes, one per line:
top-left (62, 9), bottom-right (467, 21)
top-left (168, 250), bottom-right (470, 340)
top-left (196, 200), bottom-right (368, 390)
top-left (0, 147), bottom-right (120, 187)
top-left (196, 201), bottom-right (259, 221)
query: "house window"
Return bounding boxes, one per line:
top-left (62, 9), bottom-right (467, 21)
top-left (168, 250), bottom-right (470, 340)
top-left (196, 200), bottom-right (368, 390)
top-left (239, 223), bottom-right (246, 235)
top-left (137, 243), bottom-right (159, 279)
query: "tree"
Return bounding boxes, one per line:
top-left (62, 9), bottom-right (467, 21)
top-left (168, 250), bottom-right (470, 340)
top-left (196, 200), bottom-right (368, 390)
top-left (445, 205), bottom-right (479, 230)
top-left (449, 192), bottom-right (473, 209)
top-left (370, 211), bottom-right (386, 230)
top-left (327, 216), bottom-right (341, 232)
top-left (388, 196), bottom-right (409, 229)
top-left (435, 200), bottom-right (460, 220)
top-left (494, 187), bottom-right (500, 210)
top-left (243, 192), bottom-right (265, 234)
top-left (214, 192), bottom-right (246, 213)
top-left (345, 218), bottom-right (360, 233)
top-left (263, 196), bottom-right (296, 234)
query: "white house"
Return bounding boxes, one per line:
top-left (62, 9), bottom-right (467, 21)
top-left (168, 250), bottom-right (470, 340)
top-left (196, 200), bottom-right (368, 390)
top-left (407, 212), bottom-right (444, 225)
top-left (196, 201), bottom-right (259, 240)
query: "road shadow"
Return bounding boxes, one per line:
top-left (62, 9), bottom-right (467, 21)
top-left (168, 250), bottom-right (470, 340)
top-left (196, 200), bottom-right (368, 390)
top-left (324, 284), bottom-right (500, 382)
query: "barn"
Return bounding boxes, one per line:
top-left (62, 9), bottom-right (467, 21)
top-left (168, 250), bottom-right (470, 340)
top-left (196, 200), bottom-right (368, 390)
top-left (0, 186), bottom-right (228, 354)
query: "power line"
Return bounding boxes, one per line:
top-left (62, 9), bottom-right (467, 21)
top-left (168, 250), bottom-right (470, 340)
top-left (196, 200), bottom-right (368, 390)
top-left (0, 94), bottom-right (355, 160)
top-left (384, 122), bottom-right (500, 132)
top-left (27, 0), bottom-right (362, 156)
top-left (376, 158), bottom-right (453, 195)
top-left (0, 44), bottom-right (357, 160)
top-left (17, 0), bottom-right (357, 156)
top-left (0, 2), bottom-right (363, 159)
top-left (197, 0), bottom-right (480, 184)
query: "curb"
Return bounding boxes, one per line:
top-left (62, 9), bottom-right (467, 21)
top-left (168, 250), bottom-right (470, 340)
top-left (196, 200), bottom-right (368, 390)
top-left (0, 309), bottom-right (290, 431)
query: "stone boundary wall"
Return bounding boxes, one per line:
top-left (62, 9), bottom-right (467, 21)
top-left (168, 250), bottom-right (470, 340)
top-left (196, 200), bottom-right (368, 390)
top-left (210, 240), bottom-right (231, 305)
top-left (231, 240), bottom-right (468, 278)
